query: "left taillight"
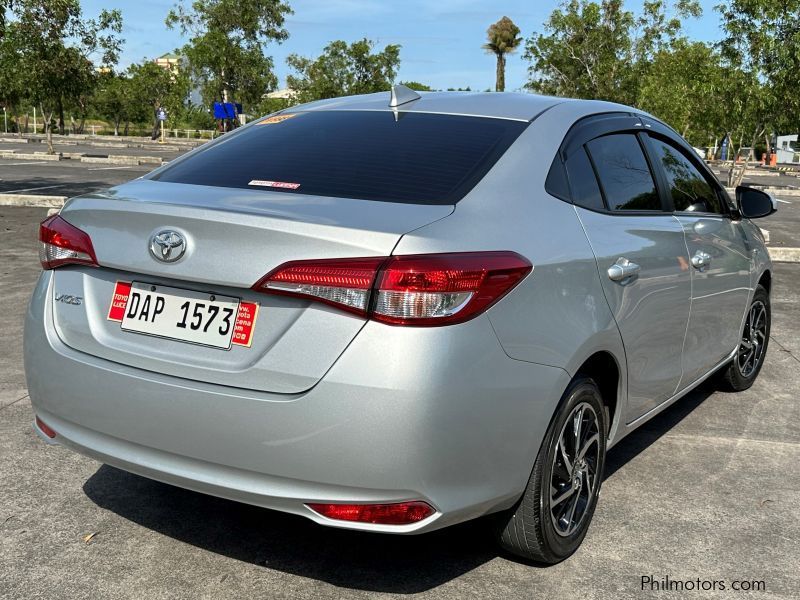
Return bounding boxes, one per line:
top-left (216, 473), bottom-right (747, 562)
top-left (39, 215), bottom-right (98, 270)
top-left (253, 251), bottom-right (532, 326)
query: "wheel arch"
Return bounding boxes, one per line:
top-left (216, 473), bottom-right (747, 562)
top-left (572, 350), bottom-right (624, 445)
top-left (757, 269), bottom-right (772, 295)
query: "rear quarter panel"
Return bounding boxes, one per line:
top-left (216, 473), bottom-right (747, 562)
top-left (393, 102), bottom-right (630, 442)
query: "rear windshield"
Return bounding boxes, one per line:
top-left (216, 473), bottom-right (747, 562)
top-left (151, 111), bottom-right (528, 205)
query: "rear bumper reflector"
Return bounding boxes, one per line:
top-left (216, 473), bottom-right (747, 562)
top-left (306, 501), bottom-right (435, 525)
top-left (35, 416), bottom-right (57, 439)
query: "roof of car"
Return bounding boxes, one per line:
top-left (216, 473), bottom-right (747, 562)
top-left (283, 90), bottom-right (575, 122)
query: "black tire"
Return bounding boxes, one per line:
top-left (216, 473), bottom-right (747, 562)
top-left (718, 284), bottom-right (770, 392)
top-left (495, 377), bottom-right (607, 564)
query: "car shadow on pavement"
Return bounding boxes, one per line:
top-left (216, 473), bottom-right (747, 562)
top-left (82, 380), bottom-right (717, 593)
top-left (82, 466), bottom-right (500, 593)
top-left (604, 379), bottom-right (717, 479)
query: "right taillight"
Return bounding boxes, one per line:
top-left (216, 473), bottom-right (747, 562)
top-left (372, 252), bottom-right (532, 326)
top-left (254, 251), bottom-right (531, 326)
top-left (39, 215), bottom-right (98, 270)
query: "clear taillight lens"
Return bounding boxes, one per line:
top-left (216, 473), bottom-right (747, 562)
top-left (253, 257), bottom-right (386, 316)
top-left (254, 252), bottom-right (531, 326)
top-left (39, 215), bottom-right (98, 270)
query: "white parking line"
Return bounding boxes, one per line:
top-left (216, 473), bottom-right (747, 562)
top-left (0, 161), bottom-right (50, 166)
top-left (87, 166), bottom-right (133, 171)
top-left (0, 183), bottom-right (70, 194)
top-left (776, 198), bottom-right (792, 204)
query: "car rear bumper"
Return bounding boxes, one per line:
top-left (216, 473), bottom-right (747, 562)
top-left (25, 271), bottom-right (569, 533)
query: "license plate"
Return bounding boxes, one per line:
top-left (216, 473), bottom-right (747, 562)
top-left (107, 281), bottom-right (259, 350)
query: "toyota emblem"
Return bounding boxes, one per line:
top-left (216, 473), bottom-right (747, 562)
top-left (149, 230), bottom-right (187, 263)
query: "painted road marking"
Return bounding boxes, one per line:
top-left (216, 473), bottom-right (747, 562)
top-left (87, 166), bottom-right (133, 171)
top-left (0, 161), bottom-right (51, 166)
top-left (0, 183), bottom-right (70, 194)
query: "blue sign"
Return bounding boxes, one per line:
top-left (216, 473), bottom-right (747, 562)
top-left (156, 108), bottom-right (168, 122)
top-left (721, 136), bottom-right (729, 161)
top-left (213, 102), bottom-right (242, 119)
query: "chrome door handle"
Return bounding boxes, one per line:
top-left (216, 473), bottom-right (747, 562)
top-left (691, 251), bottom-right (712, 271)
top-left (607, 257), bottom-right (641, 283)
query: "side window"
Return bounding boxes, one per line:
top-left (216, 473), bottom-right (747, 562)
top-left (648, 137), bottom-right (723, 214)
top-left (586, 134), bottom-right (661, 211)
top-left (565, 148), bottom-right (605, 211)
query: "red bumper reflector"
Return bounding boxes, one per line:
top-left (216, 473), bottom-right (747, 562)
top-left (307, 501), bottom-right (435, 525)
top-left (35, 416), bottom-right (57, 439)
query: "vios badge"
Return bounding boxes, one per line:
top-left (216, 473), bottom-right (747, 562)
top-left (149, 230), bottom-right (186, 263)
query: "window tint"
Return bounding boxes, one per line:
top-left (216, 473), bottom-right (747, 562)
top-left (565, 148), bottom-right (604, 211)
top-left (586, 134), bottom-right (661, 211)
top-left (649, 137), bottom-right (723, 214)
top-left (545, 156), bottom-right (570, 201)
top-left (152, 111), bottom-right (528, 205)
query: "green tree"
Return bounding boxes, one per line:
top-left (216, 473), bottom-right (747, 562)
top-left (10, 0), bottom-right (122, 152)
top-left (286, 39), bottom-right (401, 104)
top-left (0, 24), bottom-right (24, 132)
top-left (166, 0), bottom-right (291, 109)
top-left (128, 61), bottom-right (190, 139)
top-left (398, 81), bottom-right (433, 91)
top-left (638, 41), bottom-right (719, 140)
top-left (524, 0), bottom-right (699, 104)
top-left (483, 16), bottom-right (522, 92)
top-left (0, 1), bottom-right (10, 39)
top-left (717, 0), bottom-right (800, 181)
top-left (93, 73), bottom-right (137, 135)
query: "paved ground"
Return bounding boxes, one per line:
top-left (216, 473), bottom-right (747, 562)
top-left (0, 141), bottom-right (190, 159)
top-left (1, 206), bottom-right (798, 599)
top-left (709, 166), bottom-right (800, 248)
top-left (0, 158), bottom-right (157, 198)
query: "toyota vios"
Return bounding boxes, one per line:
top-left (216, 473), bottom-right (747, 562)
top-left (25, 87), bottom-right (775, 563)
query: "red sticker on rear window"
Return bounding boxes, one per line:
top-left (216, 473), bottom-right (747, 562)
top-left (248, 180), bottom-right (301, 190)
top-left (231, 302), bottom-right (259, 347)
top-left (107, 281), bottom-right (132, 322)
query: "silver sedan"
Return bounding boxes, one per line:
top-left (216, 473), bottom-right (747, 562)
top-left (25, 86), bottom-right (775, 563)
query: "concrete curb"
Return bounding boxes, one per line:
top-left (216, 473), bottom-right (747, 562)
top-left (0, 194), bottom-right (66, 207)
top-left (79, 155), bottom-right (162, 166)
top-left (768, 247), bottom-right (800, 263)
top-left (0, 152), bottom-right (61, 161)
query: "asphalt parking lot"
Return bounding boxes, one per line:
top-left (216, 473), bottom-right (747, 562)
top-left (1, 205), bottom-right (798, 599)
top-left (0, 158), bottom-right (156, 199)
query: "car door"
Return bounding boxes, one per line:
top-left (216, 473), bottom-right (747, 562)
top-left (643, 133), bottom-right (753, 386)
top-left (560, 121), bottom-right (692, 422)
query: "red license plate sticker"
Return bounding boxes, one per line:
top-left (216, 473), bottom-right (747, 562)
top-left (107, 280), bottom-right (259, 348)
top-left (232, 302), bottom-right (259, 347)
top-left (107, 281), bottom-right (132, 322)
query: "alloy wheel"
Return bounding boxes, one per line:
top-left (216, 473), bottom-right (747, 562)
top-left (549, 402), bottom-right (601, 537)
top-left (737, 300), bottom-right (767, 379)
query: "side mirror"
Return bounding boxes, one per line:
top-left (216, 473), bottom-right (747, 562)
top-left (736, 186), bottom-right (777, 219)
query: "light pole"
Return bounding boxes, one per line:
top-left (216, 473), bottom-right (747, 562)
top-left (2, 107), bottom-right (6, 134)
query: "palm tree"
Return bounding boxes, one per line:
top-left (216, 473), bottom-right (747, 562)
top-left (483, 16), bottom-right (522, 92)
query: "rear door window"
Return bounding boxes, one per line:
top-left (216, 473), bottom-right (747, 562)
top-left (648, 137), bottom-right (723, 214)
top-left (586, 134), bottom-right (662, 211)
top-left (152, 111), bottom-right (528, 205)
top-left (565, 148), bottom-right (605, 211)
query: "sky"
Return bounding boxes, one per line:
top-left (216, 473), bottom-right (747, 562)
top-left (83, 0), bottom-right (727, 92)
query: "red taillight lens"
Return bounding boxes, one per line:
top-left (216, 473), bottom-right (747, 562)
top-left (307, 501), bottom-right (435, 525)
top-left (253, 251), bottom-right (531, 326)
top-left (35, 416), bottom-right (57, 439)
top-left (253, 257), bottom-right (386, 316)
top-left (39, 215), bottom-right (98, 270)
top-left (372, 252), bottom-right (532, 326)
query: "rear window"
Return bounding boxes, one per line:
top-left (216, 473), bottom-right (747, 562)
top-left (152, 111), bottom-right (528, 205)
